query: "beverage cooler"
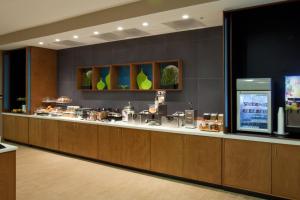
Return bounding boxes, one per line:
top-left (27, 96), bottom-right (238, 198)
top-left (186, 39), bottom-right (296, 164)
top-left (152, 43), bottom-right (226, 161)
top-left (236, 78), bottom-right (272, 134)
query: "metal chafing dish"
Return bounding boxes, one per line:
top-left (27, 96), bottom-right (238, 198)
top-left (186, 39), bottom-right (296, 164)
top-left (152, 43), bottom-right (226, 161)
top-left (75, 108), bottom-right (92, 119)
top-left (128, 110), bottom-right (162, 126)
top-left (122, 102), bottom-right (135, 122)
top-left (128, 110), bottom-right (149, 125)
top-left (161, 112), bottom-right (185, 128)
top-left (107, 108), bottom-right (122, 121)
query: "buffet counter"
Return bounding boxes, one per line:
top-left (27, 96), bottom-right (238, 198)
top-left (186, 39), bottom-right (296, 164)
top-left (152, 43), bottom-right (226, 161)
top-left (0, 142), bottom-right (17, 200)
top-left (2, 112), bottom-right (300, 199)
top-left (3, 112), bottom-right (300, 146)
top-left (0, 143), bottom-right (17, 154)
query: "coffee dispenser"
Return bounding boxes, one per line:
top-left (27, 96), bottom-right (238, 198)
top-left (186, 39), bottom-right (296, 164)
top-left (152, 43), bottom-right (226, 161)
top-left (146, 90), bottom-right (168, 126)
top-left (185, 103), bottom-right (197, 129)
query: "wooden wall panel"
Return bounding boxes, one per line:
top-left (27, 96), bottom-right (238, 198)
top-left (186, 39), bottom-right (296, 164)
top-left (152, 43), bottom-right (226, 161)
top-left (30, 47), bottom-right (57, 114)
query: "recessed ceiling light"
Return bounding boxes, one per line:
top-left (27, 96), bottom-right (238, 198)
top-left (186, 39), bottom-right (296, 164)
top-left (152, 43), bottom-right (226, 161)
top-left (142, 22), bottom-right (149, 27)
top-left (93, 31), bottom-right (99, 35)
top-left (38, 42), bottom-right (44, 45)
top-left (73, 35), bottom-right (79, 39)
top-left (117, 26), bottom-right (123, 31)
top-left (182, 14), bottom-right (189, 20)
top-left (55, 39), bottom-right (60, 42)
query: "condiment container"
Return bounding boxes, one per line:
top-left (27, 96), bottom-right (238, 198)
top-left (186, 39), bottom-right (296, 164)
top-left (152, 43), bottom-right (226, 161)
top-left (185, 109), bottom-right (198, 129)
top-left (122, 102), bottom-right (135, 122)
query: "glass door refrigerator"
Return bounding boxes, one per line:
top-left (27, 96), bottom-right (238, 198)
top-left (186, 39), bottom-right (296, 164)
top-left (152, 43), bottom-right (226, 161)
top-left (236, 78), bottom-right (272, 134)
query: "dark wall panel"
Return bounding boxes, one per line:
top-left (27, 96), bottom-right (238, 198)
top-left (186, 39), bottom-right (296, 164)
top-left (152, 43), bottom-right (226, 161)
top-left (57, 27), bottom-right (223, 115)
top-left (227, 1), bottom-right (300, 133)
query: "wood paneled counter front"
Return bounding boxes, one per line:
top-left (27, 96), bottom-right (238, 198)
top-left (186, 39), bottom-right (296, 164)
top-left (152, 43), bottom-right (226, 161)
top-left (2, 113), bottom-right (300, 199)
top-left (0, 143), bottom-right (17, 200)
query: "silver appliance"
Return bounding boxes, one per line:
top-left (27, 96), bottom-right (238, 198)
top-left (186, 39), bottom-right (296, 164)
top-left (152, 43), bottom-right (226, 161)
top-left (185, 110), bottom-right (197, 129)
top-left (122, 102), bottom-right (135, 122)
top-left (128, 111), bottom-right (148, 125)
top-left (236, 78), bottom-right (272, 133)
top-left (161, 112), bottom-right (185, 128)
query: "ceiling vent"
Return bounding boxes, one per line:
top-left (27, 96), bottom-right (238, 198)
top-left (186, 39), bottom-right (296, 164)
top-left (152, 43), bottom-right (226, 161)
top-left (94, 28), bottom-right (150, 41)
top-left (163, 18), bottom-right (205, 31)
top-left (53, 40), bottom-right (86, 47)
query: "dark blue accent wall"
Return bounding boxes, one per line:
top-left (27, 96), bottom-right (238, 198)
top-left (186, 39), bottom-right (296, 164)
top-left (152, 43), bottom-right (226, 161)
top-left (3, 54), bottom-right (10, 111)
top-left (58, 26), bottom-right (224, 115)
top-left (225, 1), bottom-right (300, 134)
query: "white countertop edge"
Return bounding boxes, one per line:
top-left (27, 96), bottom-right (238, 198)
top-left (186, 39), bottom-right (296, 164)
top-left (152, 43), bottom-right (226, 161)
top-left (2, 113), bottom-right (31, 118)
top-left (0, 143), bottom-right (18, 154)
top-left (221, 134), bottom-right (300, 146)
top-left (2, 112), bottom-right (300, 146)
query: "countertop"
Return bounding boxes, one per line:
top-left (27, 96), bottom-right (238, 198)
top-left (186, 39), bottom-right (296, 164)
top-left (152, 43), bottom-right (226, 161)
top-left (0, 143), bottom-right (18, 154)
top-left (3, 112), bottom-right (300, 146)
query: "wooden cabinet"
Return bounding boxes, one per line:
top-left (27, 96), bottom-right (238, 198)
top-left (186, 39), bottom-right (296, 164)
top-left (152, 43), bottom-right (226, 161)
top-left (183, 135), bottom-right (222, 184)
top-left (58, 121), bottom-right (98, 159)
top-left (0, 151), bottom-right (16, 200)
top-left (3, 115), bottom-right (28, 144)
top-left (28, 118), bottom-right (41, 146)
top-left (122, 128), bottom-right (150, 170)
top-left (98, 127), bottom-right (150, 169)
top-left (10, 114), bottom-right (300, 200)
top-left (14, 116), bottom-right (29, 143)
top-left (3, 115), bottom-right (15, 141)
top-left (98, 126), bottom-right (122, 164)
top-left (58, 121), bottom-right (75, 154)
top-left (272, 144), bottom-right (300, 200)
top-left (222, 139), bottom-right (271, 194)
top-left (151, 132), bottom-right (183, 177)
top-left (29, 118), bottom-right (59, 150)
top-left (73, 123), bottom-right (98, 159)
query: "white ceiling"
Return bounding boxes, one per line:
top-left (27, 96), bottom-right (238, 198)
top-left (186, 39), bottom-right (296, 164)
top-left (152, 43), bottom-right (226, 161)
top-left (0, 0), bottom-right (285, 50)
top-left (0, 0), bottom-right (138, 35)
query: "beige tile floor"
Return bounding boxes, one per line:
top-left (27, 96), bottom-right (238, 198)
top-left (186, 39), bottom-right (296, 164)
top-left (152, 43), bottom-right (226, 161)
top-left (15, 144), bottom-right (264, 200)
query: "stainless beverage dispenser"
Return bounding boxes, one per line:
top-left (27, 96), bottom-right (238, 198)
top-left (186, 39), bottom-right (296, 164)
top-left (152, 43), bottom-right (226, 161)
top-left (185, 103), bottom-right (197, 129)
top-left (236, 78), bottom-right (272, 134)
